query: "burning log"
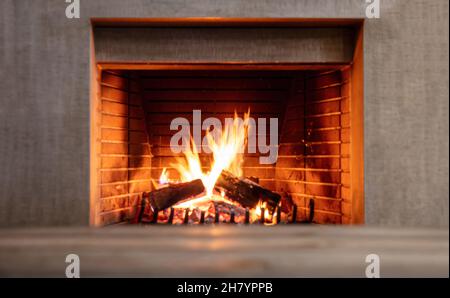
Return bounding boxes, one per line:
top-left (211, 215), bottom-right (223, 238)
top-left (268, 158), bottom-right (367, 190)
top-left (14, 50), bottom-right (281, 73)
top-left (148, 179), bottom-right (205, 211)
top-left (215, 170), bottom-right (281, 214)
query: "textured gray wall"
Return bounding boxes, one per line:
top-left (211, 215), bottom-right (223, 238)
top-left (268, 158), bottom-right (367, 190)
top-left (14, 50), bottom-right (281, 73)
top-left (0, 0), bottom-right (448, 227)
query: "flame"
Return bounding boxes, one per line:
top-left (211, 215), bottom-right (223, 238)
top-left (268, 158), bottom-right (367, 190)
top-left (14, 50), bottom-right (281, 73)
top-left (159, 168), bottom-right (169, 185)
top-left (171, 139), bottom-right (205, 184)
top-left (202, 110), bottom-right (250, 195)
top-left (254, 201), bottom-right (270, 220)
top-left (160, 110), bottom-right (251, 197)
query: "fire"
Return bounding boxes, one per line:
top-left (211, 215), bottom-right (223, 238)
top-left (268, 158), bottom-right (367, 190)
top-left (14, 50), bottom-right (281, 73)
top-left (173, 193), bottom-right (236, 211)
top-left (159, 110), bottom-right (251, 198)
top-left (159, 168), bottom-right (169, 185)
top-left (202, 110), bottom-right (251, 195)
top-left (255, 201), bottom-right (268, 218)
top-left (153, 110), bottom-right (280, 224)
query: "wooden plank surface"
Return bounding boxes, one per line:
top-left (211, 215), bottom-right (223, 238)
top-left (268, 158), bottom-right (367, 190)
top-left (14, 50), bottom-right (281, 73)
top-left (0, 226), bottom-right (447, 277)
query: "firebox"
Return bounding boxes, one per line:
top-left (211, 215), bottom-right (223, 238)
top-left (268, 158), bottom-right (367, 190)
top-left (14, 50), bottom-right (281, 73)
top-left (90, 19), bottom-right (364, 227)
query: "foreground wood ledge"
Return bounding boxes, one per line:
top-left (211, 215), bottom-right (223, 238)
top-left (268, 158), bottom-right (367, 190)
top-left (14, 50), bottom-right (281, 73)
top-left (0, 226), bottom-right (448, 277)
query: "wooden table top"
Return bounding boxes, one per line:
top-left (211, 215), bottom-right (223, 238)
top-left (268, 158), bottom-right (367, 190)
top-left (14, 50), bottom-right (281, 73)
top-left (0, 226), bottom-right (448, 277)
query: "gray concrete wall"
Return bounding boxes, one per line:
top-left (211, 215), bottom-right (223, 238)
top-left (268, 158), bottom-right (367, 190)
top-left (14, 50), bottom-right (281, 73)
top-left (0, 0), bottom-right (448, 227)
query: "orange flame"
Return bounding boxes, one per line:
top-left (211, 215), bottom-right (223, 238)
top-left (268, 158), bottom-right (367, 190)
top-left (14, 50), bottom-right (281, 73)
top-left (159, 110), bottom-right (251, 198)
top-left (255, 200), bottom-right (269, 218)
top-left (159, 168), bottom-right (169, 185)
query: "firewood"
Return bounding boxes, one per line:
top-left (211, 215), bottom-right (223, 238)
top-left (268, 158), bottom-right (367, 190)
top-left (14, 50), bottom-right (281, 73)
top-left (148, 179), bottom-right (205, 211)
top-left (215, 170), bottom-right (281, 214)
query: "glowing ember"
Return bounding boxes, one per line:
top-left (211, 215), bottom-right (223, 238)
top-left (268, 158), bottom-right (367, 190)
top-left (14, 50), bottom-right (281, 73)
top-left (172, 193), bottom-right (237, 212)
top-left (253, 201), bottom-right (275, 224)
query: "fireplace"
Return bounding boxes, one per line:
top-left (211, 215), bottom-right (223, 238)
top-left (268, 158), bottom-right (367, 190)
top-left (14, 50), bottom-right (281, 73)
top-left (90, 19), bottom-right (364, 227)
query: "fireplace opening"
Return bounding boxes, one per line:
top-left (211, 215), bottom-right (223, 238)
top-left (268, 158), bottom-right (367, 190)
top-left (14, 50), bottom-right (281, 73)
top-left (92, 64), bottom-right (362, 226)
